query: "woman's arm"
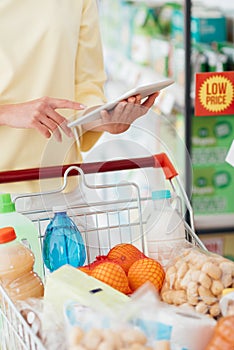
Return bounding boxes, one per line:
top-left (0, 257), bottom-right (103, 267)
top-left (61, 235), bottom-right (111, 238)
top-left (0, 96), bottom-right (85, 142)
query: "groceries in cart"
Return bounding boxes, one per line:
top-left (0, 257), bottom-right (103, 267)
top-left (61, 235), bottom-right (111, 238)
top-left (78, 243), bottom-right (165, 294)
top-left (17, 281), bottom-right (218, 350)
top-left (1, 153), bottom-right (234, 349)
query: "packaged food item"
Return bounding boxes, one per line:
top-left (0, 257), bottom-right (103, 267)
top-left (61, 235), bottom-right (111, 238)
top-left (0, 226), bottom-right (44, 302)
top-left (17, 298), bottom-right (44, 339)
top-left (130, 284), bottom-right (216, 350)
top-left (44, 265), bottom-right (129, 319)
top-left (43, 206), bottom-right (86, 272)
top-left (18, 297), bottom-right (67, 350)
top-left (64, 298), bottom-right (151, 350)
top-left (161, 244), bottom-right (234, 318)
top-left (67, 325), bottom-right (150, 350)
top-left (219, 289), bottom-right (234, 316)
top-left (172, 7), bottom-right (227, 44)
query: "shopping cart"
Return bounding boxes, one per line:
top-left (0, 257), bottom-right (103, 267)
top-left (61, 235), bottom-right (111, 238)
top-left (0, 153), bottom-right (206, 350)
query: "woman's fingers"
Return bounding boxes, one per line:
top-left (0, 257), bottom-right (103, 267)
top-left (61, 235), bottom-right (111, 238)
top-left (35, 97), bottom-right (86, 141)
top-left (127, 94), bottom-right (141, 105)
top-left (48, 97), bottom-right (86, 111)
top-left (46, 107), bottom-right (73, 138)
top-left (35, 114), bottom-right (62, 142)
top-left (141, 92), bottom-right (159, 108)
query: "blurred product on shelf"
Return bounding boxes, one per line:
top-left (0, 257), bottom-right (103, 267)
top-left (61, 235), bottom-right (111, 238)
top-left (0, 226), bottom-right (44, 302)
top-left (191, 113), bottom-right (234, 230)
top-left (43, 206), bottom-right (86, 272)
top-left (172, 6), bottom-right (227, 44)
top-left (100, 0), bottom-right (234, 105)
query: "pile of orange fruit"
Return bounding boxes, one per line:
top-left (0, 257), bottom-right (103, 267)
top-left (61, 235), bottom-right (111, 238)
top-left (78, 243), bottom-right (165, 295)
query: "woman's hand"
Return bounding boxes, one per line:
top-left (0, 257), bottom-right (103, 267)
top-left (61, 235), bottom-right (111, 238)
top-left (0, 96), bottom-right (86, 141)
top-left (83, 92), bottom-right (159, 134)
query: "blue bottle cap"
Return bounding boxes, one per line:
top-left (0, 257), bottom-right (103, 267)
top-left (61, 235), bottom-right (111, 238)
top-left (152, 190), bottom-right (171, 200)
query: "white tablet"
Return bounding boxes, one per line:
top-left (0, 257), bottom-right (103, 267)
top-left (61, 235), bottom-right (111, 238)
top-left (68, 78), bottom-right (174, 127)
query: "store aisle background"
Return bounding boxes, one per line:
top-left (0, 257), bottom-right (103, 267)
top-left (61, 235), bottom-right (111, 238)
top-left (82, 0), bottom-right (234, 260)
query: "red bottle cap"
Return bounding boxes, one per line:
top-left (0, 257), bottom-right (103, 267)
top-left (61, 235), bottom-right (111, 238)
top-left (0, 227), bottom-right (17, 243)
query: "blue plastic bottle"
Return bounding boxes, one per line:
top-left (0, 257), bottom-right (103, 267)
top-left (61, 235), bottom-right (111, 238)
top-left (42, 206), bottom-right (86, 272)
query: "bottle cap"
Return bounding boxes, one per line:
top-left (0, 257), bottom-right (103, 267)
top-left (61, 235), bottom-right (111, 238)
top-left (152, 190), bottom-right (171, 200)
top-left (0, 227), bottom-right (17, 243)
top-left (0, 193), bottom-right (16, 213)
top-left (52, 205), bottom-right (67, 213)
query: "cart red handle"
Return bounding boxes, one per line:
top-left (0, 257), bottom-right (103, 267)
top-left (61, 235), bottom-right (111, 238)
top-left (0, 153), bottom-right (178, 184)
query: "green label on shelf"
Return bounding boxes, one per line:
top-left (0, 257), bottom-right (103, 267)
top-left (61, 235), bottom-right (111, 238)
top-left (192, 115), bottom-right (234, 215)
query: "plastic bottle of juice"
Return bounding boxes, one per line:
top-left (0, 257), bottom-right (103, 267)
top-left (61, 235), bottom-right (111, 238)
top-left (145, 189), bottom-right (186, 267)
top-left (43, 206), bottom-right (86, 272)
top-left (0, 193), bottom-right (43, 278)
top-left (0, 226), bottom-right (44, 302)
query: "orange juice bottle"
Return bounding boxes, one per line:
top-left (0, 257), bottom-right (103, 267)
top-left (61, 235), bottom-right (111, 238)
top-left (0, 193), bottom-right (43, 278)
top-left (0, 227), bottom-right (44, 302)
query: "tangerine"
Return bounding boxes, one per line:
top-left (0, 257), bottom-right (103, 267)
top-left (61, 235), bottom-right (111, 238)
top-left (106, 243), bottom-right (146, 274)
top-left (128, 258), bottom-right (165, 292)
top-left (78, 265), bottom-right (93, 275)
top-left (78, 256), bottom-right (110, 275)
top-left (91, 261), bottom-right (131, 294)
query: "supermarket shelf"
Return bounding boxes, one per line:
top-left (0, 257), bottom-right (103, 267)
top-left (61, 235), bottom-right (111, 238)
top-left (127, 0), bottom-right (182, 6)
top-left (103, 48), bottom-right (185, 111)
top-left (194, 0), bottom-right (234, 11)
top-left (101, 0), bottom-right (234, 272)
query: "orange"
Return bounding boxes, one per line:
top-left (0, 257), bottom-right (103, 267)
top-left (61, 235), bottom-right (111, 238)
top-left (78, 265), bottom-right (93, 275)
top-left (91, 261), bottom-right (131, 295)
top-left (107, 243), bottom-right (146, 274)
top-left (128, 258), bottom-right (165, 292)
top-left (78, 256), bottom-right (110, 275)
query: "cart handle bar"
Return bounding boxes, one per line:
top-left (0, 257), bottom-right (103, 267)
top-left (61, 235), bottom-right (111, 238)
top-left (0, 153), bottom-right (178, 184)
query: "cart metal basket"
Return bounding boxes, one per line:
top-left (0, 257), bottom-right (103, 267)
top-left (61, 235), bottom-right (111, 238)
top-left (0, 153), bottom-right (206, 350)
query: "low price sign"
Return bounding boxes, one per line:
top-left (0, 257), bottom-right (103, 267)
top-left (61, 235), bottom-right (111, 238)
top-left (195, 71), bottom-right (234, 116)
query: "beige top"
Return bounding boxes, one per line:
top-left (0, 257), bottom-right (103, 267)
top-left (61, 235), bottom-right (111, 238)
top-left (0, 0), bottom-right (107, 193)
